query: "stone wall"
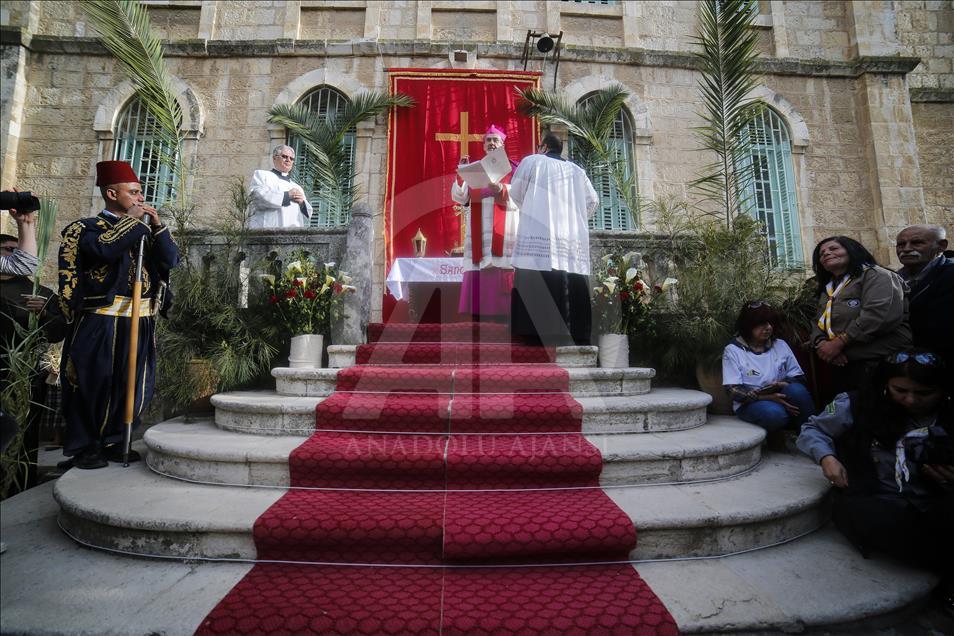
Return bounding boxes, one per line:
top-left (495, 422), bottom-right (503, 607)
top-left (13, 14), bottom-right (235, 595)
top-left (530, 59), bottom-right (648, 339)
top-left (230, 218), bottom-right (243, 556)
top-left (896, 0), bottom-right (954, 90)
top-left (1, 0), bottom-right (949, 321)
top-left (911, 101), bottom-right (954, 229)
top-left (778, 0), bottom-right (853, 61)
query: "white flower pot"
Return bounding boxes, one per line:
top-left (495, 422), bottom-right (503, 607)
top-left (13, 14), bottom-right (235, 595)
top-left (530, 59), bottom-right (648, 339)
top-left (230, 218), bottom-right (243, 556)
top-left (598, 333), bottom-right (629, 368)
top-left (288, 334), bottom-right (324, 368)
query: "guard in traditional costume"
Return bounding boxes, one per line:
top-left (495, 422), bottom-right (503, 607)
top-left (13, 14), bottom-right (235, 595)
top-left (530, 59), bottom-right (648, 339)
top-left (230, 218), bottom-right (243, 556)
top-left (247, 144), bottom-right (313, 228)
top-left (450, 125), bottom-right (519, 321)
top-left (58, 161), bottom-right (179, 469)
top-left (509, 133), bottom-right (599, 346)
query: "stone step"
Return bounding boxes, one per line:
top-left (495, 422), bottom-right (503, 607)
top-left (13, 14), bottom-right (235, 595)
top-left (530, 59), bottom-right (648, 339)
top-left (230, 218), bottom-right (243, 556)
top-left (144, 416), bottom-right (764, 488)
top-left (4, 482), bottom-right (938, 635)
top-left (329, 344), bottom-right (598, 368)
top-left (210, 387), bottom-right (712, 436)
top-left (366, 321), bottom-right (513, 343)
top-left (614, 453), bottom-right (828, 560)
top-left (637, 526), bottom-right (938, 633)
top-left (53, 453), bottom-right (823, 562)
top-left (272, 365), bottom-right (655, 398)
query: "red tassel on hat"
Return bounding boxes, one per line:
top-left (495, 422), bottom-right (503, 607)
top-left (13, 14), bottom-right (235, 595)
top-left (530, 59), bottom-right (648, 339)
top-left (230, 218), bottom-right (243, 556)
top-left (95, 160), bottom-right (140, 187)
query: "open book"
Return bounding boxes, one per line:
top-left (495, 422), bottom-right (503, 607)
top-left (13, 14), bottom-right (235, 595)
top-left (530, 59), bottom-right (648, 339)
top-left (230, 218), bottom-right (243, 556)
top-left (456, 147), bottom-right (512, 189)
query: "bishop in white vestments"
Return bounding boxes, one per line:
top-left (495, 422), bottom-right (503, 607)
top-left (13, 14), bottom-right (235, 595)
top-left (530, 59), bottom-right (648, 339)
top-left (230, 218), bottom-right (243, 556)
top-left (508, 133), bottom-right (599, 345)
top-left (247, 145), bottom-right (313, 229)
top-left (450, 125), bottom-right (519, 320)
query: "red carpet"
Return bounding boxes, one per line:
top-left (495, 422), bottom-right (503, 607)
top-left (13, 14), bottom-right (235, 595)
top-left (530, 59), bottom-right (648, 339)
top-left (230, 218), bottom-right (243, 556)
top-left (197, 323), bottom-right (678, 635)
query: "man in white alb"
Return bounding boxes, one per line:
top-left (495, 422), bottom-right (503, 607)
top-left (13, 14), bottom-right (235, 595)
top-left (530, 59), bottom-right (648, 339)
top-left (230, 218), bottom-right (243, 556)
top-left (508, 133), bottom-right (599, 346)
top-left (247, 145), bottom-right (313, 228)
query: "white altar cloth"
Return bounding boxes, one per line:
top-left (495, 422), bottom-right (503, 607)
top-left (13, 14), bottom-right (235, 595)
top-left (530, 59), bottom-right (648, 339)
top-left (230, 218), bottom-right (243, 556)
top-left (386, 257), bottom-right (465, 301)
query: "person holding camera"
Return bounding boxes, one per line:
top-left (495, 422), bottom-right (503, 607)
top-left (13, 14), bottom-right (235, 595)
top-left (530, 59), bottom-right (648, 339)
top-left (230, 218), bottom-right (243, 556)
top-left (57, 160), bottom-right (179, 470)
top-left (1, 231), bottom-right (68, 491)
top-left (796, 350), bottom-right (953, 611)
top-left (0, 189), bottom-right (40, 276)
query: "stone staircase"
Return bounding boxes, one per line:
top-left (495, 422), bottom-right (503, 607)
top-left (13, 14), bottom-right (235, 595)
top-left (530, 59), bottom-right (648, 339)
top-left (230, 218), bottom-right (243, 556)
top-left (50, 330), bottom-right (939, 633)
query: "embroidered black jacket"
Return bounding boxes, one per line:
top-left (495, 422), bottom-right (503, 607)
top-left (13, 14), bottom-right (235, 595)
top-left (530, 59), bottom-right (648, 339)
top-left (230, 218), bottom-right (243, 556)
top-left (57, 212), bottom-right (179, 322)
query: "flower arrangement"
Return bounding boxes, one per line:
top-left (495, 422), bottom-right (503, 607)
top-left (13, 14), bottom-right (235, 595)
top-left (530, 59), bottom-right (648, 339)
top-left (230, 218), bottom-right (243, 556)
top-left (592, 251), bottom-right (659, 337)
top-left (266, 252), bottom-right (356, 336)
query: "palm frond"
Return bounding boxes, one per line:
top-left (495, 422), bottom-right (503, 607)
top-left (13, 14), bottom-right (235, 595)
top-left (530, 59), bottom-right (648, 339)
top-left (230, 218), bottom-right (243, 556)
top-left (327, 92), bottom-right (414, 142)
top-left (518, 84), bottom-right (639, 223)
top-left (83, 0), bottom-right (186, 206)
top-left (690, 0), bottom-right (763, 225)
top-left (30, 197), bottom-right (58, 301)
top-left (578, 84), bottom-right (628, 147)
top-left (516, 88), bottom-right (597, 146)
top-left (267, 92), bottom-right (412, 215)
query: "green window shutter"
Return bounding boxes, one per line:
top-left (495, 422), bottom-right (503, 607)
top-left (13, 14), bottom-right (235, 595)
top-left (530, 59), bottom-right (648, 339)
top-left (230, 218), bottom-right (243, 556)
top-left (570, 96), bottom-right (638, 231)
top-left (744, 107), bottom-right (804, 269)
top-left (113, 97), bottom-right (178, 207)
top-left (287, 86), bottom-right (356, 228)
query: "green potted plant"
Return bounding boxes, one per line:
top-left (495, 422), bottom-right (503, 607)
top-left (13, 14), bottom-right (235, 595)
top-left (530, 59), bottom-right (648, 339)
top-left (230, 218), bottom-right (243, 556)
top-left (648, 206), bottom-right (802, 411)
top-left (155, 179), bottom-right (280, 418)
top-left (265, 252), bottom-right (355, 368)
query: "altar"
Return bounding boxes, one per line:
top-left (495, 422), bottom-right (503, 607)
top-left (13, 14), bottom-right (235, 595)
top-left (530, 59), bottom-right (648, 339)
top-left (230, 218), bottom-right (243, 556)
top-left (381, 68), bottom-right (539, 323)
top-left (386, 257), bottom-right (465, 322)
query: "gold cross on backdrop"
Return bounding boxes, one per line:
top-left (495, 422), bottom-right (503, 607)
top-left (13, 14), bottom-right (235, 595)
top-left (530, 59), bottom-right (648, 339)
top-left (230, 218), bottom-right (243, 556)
top-left (436, 111), bottom-right (483, 255)
top-left (435, 111), bottom-right (484, 157)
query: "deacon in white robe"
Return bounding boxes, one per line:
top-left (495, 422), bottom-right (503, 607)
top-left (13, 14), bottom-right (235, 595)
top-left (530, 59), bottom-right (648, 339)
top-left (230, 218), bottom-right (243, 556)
top-left (450, 125), bottom-right (519, 320)
top-left (247, 144), bottom-right (313, 229)
top-left (508, 133), bottom-right (599, 345)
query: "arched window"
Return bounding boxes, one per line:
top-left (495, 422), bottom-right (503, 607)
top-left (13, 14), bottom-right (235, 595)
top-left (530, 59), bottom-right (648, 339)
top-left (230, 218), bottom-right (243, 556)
top-left (287, 86), bottom-right (356, 227)
top-left (113, 97), bottom-right (177, 206)
top-left (744, 107), bottom-right (803, 268)
top-left (568, 96), bottom-right (637, 231)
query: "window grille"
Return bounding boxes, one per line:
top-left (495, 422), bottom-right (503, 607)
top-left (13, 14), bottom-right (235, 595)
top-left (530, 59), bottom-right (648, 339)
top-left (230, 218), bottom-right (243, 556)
top-left (287, 86), bottom-right (356, 227)
top-left (112, 97), bottom-right (177, 207)
top-left (742, 107), bottom-right (803, 268)
top-left (568, 97), bottom-right (637, 230)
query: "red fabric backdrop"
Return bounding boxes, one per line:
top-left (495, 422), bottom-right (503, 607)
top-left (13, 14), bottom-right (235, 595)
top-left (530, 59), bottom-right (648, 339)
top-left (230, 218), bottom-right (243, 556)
top-left (383, 69), bottom-right (540, 321)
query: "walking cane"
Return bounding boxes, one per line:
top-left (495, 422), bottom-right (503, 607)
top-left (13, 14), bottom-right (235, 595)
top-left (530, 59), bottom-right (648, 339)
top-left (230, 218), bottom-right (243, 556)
top-left (122, 236), bottom-right (147, 467)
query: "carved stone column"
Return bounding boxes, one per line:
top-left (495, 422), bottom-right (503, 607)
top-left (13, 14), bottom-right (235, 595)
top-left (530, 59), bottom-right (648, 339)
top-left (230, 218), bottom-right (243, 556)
top-left (334, 201), bottom-right (373, 345)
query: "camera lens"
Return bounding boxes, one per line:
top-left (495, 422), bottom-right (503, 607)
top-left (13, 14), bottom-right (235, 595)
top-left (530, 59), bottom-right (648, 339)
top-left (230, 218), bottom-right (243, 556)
top-left (0, 191), bottom-right (41, 212)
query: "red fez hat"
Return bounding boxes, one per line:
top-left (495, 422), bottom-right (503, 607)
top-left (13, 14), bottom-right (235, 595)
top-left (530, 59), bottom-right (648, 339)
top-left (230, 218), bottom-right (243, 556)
top-left (95, 160), bottom-right (140, 187)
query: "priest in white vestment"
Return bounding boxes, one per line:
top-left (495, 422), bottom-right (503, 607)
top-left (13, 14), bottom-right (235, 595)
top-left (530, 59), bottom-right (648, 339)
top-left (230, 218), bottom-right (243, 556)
top-left (247, 144), bottom-right (313, 228)
top-left (450, 125), bottom-right (519, 321)
top-left (508, 133), bottom-right (599, 345)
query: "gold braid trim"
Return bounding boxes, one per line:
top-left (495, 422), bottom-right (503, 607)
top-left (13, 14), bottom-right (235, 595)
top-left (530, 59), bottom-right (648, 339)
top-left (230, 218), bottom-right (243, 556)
top-left (98, 215), bottom-right (144, 245)
top-left (58, 220), bottom-right (84, 323)
top-left (89, 264), bottom-right (109, 283)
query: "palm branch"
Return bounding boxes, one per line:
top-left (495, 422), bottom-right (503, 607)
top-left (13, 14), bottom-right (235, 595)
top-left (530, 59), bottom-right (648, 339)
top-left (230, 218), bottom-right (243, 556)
top-left (517, 84), bottom-right (639, 225)
top-left (690, 0), bottom-right (763, 226)
top-left (83, 0), bottom-right (186, 207)
top-left (267, 92), bottom-right (413, 219)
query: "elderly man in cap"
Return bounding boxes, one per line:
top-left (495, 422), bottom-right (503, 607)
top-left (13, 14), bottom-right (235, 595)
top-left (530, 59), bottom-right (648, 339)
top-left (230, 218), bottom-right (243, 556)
top-left (896, 224), bottom-right (954, 361)
top-left (247, 144), bottom-right (313, 228)
top-left (57, 160), bottom-right (179, 469)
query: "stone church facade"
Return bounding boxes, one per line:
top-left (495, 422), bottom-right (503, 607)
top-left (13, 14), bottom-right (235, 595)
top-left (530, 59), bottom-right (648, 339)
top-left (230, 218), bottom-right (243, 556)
top-left (1, 0), bottom-right (951, 321)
